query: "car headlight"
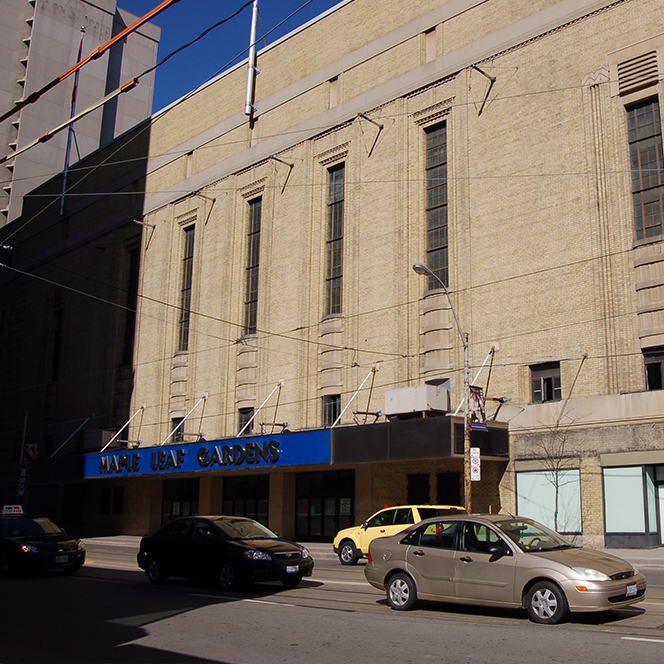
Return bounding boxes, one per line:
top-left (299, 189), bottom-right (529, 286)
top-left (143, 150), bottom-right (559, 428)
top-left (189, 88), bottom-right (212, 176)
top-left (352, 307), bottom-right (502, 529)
top-left (571, 566), bottom-right (611, 581)
top-left (300, 547), bottom-right (310, 559)
top-left (77, 540), bottom-right (85, 551)
top-left (17, 544), bottom-right (39, 554)
top-left (243, 550), bottom-right (272, 561)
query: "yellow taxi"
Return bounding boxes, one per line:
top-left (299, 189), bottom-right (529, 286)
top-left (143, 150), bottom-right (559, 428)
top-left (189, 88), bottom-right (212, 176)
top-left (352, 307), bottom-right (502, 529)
top-left (333, 504), bottom-right (465, 565)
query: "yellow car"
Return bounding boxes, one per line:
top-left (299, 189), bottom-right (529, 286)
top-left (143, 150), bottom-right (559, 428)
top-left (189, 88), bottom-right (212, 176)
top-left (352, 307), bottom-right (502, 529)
top-left (333, 504), bottom-right (465, 565)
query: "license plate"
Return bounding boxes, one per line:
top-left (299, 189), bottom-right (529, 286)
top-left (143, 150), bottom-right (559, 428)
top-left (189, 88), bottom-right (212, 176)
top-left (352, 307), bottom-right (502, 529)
top-left (286, 565), bottom-right (299, 574)
top-left (626, 583), bottom-right (637, 597)
top-left (55, 555), bottom-right (69, 564)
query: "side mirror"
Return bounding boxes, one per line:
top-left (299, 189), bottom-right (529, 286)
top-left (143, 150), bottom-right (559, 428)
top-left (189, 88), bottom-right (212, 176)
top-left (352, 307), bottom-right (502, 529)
top-left (362, 522), bottom-right (369, 530)
top-left (488, 544), bottom-right (510, 562)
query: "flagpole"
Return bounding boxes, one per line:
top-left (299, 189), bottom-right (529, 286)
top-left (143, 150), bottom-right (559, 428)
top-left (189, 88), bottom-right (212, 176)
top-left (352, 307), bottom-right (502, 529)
top-left (60, 26), bottom-right (85, 216)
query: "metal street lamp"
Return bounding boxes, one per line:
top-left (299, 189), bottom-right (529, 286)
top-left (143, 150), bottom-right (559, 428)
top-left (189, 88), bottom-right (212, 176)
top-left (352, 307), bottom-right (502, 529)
top-left (413, 263), bottom-right (472, 513)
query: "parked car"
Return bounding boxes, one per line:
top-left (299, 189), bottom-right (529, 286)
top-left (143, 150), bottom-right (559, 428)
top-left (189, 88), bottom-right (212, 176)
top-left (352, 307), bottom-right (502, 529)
top-left (364, 514), bottom-right (646, 624)
top-left (137, 515), bottom-right (313, 589)
top-left (333, 504), bottom-right (465, 565)
top-left (0, 505), bottom-right (85, 576)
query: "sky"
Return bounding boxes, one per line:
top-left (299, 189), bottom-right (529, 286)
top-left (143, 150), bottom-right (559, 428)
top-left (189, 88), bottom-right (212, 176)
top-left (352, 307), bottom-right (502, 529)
top-left (120, 0), bottom-right (344, 113)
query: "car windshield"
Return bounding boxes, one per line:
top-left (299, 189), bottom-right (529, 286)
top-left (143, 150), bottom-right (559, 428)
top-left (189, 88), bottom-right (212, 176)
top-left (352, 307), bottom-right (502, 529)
top-left (495, 518), bottom-right (574, 552)
top-left (213, 518), bottom-right (278, 540)
top-left (0, 517), bottom-right (63, 537)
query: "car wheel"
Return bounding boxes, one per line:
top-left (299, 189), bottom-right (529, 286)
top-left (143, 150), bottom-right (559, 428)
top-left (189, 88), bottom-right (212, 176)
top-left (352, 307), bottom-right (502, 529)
top-left (146, 558), bottom-right (168, 585)
top-left (525, 581), bottom-right (569, 624)
top-left (280, 576), bottom-right (303, 588)
top-left (386, 573), bottom-right (418, 611)
top-left (0, 554), bottom-right (12, 577)
top-left (219, 563), bottom-right (240, 590)
top-left (338, 540), bottom-right (360, 565)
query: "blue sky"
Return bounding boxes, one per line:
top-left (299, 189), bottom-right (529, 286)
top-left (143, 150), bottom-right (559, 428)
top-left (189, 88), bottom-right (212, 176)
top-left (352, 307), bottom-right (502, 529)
top-left (120, 0), bottom-right (343, 113)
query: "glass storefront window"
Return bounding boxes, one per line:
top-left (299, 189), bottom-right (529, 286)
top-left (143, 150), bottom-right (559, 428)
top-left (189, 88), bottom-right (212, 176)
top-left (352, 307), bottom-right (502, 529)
top-left (515, 469), bottom-right (581, 533)
top-left (603, 467), bottom-right (645, 533)
top-left (646, 467), bottom-right (658, 533)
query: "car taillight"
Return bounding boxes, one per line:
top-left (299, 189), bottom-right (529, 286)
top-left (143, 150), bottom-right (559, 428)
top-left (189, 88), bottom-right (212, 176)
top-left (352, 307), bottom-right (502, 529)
top-left (367, 547), bottom-right (372, 563)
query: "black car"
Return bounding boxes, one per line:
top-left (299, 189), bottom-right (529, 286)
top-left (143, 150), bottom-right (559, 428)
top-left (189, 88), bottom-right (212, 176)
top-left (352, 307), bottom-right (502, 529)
top-left (0, 509), bottom-right (86, 576)
top-left (137, 515), bottom-right (314, 589)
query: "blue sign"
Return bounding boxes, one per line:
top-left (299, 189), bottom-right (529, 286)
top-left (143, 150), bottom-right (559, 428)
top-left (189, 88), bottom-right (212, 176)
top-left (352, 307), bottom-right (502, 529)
top-left (84, 429), bottom-right (331, 478)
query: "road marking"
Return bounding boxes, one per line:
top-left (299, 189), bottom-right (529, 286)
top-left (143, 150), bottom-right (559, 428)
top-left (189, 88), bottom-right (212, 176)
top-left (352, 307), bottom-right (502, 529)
top-left (641, 601), bottom-right (664, 606)
top-left (244, 599), bottom-right (296, 607)
top-left (621, 637), bottom-right (664, 644)
top-left (314, 579), bottom-right (371, 587)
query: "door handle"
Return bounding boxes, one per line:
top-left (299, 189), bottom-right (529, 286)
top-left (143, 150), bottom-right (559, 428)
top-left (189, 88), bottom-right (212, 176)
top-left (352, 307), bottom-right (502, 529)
top-left (412, 550), bottom-right (425, 556)
top-left (459, 556), bottom-right (473, 563)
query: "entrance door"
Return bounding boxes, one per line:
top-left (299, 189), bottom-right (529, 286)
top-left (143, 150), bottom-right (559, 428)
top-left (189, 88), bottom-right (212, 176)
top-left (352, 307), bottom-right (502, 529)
top-left (222, 474), bottom-right (269, 525)
top-left (162, 478), bottom-right (199, 526)
top-left (295, 470), bottom-right (354, 541)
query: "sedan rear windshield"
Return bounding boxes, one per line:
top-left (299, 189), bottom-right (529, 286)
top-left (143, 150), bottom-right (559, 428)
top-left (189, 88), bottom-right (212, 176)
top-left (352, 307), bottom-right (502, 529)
top-left (0, 517), bottom-right (63, 537)
top-left (213, 518), bottom-right (278, 540)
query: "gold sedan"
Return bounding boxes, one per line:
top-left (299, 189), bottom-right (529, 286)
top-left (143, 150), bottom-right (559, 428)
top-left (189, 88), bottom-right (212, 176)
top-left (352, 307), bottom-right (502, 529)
top-left (364, 514), bottom-right (646, 624)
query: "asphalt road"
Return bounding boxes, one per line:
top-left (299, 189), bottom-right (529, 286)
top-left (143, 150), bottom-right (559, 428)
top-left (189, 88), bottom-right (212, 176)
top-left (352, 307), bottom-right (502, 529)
top-left (1, 538), bottom-right (662, 664)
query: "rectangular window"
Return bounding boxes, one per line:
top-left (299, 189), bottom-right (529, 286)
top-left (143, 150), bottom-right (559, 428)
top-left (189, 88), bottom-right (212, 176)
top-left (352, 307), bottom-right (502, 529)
top-left (238, 407), bottom-right (254, 435)
top-left (122, 248), bottom-right (140, 365)
top-left (628, 99), bottom-right (664, 240)
top-left (425, 123), bottom-right (448, 289)
top-left (322, 394), bottom-right (341, 427)
top-left (178, 225), bottom-right (195, 351)
top-left (515, 469), bottom-right (581, 534)
top-left (644, 347), bottom-right (664, 390)
top-left (407, 473), bottom-right (430, 504)
top-left (326, 164), bottom-right (344, 315)
top-left (603, 467), bottom-right (646, 533)
top-left (244, 198), bottom-right (262, 335)
top-left (171, 417), bottom-right (185, 444)
top-left (51, 308), bottom-right (64, 382)
top-left (100, 487), bottom-right (124, 515)
top-left (531, 362), bottom-right (561, 403)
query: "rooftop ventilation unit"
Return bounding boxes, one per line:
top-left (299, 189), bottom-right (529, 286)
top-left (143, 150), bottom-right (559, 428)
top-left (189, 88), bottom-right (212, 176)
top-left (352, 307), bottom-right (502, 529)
top-left (384, 384), bottom-right (450, 418)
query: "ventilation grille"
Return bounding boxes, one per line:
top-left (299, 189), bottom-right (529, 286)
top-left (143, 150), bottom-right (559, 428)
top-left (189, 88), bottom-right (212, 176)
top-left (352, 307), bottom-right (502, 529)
top-left (617, 51), bottom-right (659, 96)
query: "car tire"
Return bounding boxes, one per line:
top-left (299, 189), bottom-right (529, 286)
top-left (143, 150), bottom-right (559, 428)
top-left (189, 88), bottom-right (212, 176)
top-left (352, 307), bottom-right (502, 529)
top-left (219, 563), bottom-right (240, 590)
top-left (525, 581), bottom-right (569, 624)
top-left (280, 576), bottom-right (303, 588)
top-left (0, 554), bottom-right (12, 577)
top-left (386, 573), bottom-right (418, 611)
top-left (338, 540), bottom-right (360, 565)
top-left (146, 558), bottom-right (168, 585)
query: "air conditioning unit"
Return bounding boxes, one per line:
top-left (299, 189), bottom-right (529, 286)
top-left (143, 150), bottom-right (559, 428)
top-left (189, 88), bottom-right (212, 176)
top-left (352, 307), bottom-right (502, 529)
top-left (384, 384), bottom-right (450, 417)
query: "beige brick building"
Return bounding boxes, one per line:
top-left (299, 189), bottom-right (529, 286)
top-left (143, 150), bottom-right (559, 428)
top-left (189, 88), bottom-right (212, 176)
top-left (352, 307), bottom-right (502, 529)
top-left (6, 0), bottom-right (664, 548)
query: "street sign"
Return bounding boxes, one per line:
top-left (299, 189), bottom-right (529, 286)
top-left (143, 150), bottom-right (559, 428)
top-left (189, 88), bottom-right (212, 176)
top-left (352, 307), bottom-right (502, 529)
top-left (470, 447), bottom-right (481, 481)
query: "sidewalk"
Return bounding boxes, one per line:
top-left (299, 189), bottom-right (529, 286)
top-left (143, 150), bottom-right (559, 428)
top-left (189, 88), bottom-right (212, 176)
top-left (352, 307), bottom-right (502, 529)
top-left (599, 547), bottom-right (664, 569)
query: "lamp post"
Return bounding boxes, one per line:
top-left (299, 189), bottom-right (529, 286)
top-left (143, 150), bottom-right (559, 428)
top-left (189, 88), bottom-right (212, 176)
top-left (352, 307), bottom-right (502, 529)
top-left (413, 263), bottom-right (472, 513)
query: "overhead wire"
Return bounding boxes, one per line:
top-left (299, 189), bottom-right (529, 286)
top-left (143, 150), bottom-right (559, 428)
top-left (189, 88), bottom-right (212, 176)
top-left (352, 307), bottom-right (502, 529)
top-left (0, 3), bottom-right (657, 440)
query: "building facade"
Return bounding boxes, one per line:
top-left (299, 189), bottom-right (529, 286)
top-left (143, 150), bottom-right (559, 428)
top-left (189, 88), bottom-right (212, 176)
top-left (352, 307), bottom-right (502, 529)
top-left (3, 0), bottom-right (664, 547)
top-left (0, 0), bottom-right (160, 223)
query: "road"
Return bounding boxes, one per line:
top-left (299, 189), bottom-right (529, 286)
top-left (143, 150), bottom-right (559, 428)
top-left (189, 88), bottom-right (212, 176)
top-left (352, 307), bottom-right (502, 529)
top-left (0, 538), bottom-right (663, 664)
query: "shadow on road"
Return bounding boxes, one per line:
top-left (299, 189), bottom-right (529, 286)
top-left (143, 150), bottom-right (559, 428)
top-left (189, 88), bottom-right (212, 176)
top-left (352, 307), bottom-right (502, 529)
top-left (371, 596), bottom-right (646, 626)
top-left (0, 570), bottom-right (245, 663)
